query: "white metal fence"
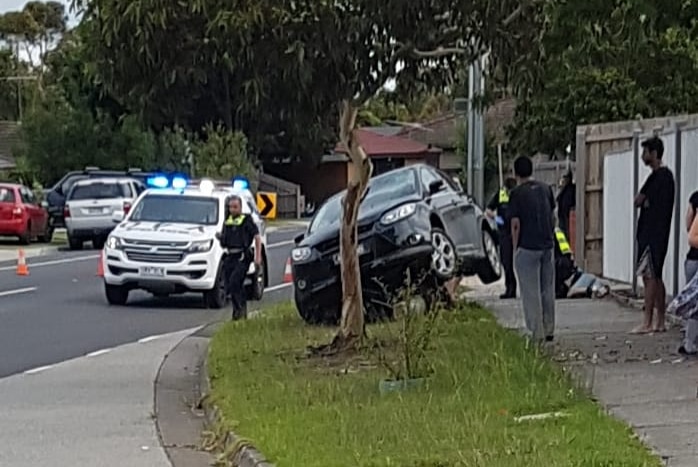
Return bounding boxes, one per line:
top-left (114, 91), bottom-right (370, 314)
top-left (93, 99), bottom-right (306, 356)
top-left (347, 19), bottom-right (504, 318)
top-left (602, 125), bottom-right (698, 297)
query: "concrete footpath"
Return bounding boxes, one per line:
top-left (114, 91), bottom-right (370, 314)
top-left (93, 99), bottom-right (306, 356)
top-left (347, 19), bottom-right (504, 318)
top-left (465, 278), bottom-right (698, 467)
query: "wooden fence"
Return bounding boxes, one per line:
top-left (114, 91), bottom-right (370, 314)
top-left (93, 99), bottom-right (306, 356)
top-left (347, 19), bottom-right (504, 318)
top-left (258, 172), bottom-right (304, 219)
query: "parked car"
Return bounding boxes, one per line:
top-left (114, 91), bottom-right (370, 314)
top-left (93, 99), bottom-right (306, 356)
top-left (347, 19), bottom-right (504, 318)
top-left (64, 177), bottom-right (145, 250)
top-left (45, 167), bottom-right (157, 229)
top-left (0, 183), bottom-right (52, 244)
top-left (291, 164), bottom-right (501, 324)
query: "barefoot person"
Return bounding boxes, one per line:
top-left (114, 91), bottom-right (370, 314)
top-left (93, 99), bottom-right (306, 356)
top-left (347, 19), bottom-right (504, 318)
top-left (632, 136), bottom-right (675, 334)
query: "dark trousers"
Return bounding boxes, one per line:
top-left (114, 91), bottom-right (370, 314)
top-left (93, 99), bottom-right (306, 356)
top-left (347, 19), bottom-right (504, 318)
top-left (223, 253), bottom-right (251, 319)
top-left (500, 233), bottom-right (517, 296)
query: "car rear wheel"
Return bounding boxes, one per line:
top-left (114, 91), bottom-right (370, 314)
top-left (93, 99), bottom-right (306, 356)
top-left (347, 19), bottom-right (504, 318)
top-left (68, 235), bottom-right (83, 250)
top-left (476, 229), bottom-right (501, 284)
top-left (93, 237), bottom-right (106, 250)
top-left (431, 228), bottom-right (457, 281)
top-left (37, 220), bottom-right (53, 243)
top-left (105, 283), bottom-right (129, 306)
top-left (204, 265), bottom-right (227, 309)
top-left (19, 222), bottom-right (31, 245)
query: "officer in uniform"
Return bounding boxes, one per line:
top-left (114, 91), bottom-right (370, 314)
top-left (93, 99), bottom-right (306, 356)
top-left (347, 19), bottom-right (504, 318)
top-left (554, 226), bottom-right (577, 298)
top-left (486, 177), bottom-right (518, 299)
top-left (216, 195), bottom-right (262, 320)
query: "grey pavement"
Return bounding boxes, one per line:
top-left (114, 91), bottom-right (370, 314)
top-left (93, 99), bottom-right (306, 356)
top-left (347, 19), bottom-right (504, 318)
top-left (465, 277), bottom-right (698, 467)
top-left (0, 327), bottom-right (197, 467)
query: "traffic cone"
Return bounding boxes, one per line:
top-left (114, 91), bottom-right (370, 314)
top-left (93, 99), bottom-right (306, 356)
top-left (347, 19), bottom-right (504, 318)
top-left (16, 248), bottom-right (29, 276)
top-left (283, 257), bottom-right (293, 283)
top-left (96, 249), bottom-right (104, 277)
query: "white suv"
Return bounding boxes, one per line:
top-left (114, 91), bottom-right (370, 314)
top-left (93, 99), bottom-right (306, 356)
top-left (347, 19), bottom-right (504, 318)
top-left (102, 179), bottom-right (267, 308)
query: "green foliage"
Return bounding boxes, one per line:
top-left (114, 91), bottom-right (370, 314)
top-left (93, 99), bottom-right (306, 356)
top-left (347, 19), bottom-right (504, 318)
top-left (192, 124), bottom-right (256, 183)
top-left (0, 1), bottom-right (67, 62)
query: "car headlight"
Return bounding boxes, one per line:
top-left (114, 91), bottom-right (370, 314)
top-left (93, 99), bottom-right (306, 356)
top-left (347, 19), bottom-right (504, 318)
top-left (106, 236), bottom-right (122, 250)
top-left (291, 246), bottom-right (312, 262)
top-left (188, 239), bottom-right (213, 252)
top-left (380, 203), bottom-right (417, 225)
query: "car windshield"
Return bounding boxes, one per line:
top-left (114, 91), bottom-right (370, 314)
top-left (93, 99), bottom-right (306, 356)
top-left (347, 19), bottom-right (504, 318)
top-left (309, 169), bottom-right (419, 234)
top-left (0, 187), bottom-right (15, 203)
top-left (70, 182), bottom-right (126, 200)
top-left (129, 195), bottom-right (219, 225)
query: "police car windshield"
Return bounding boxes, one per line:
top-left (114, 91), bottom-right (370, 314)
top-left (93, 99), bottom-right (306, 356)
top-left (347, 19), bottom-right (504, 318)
top-left (309, 169), bottom-right (419, 234)
top-left (129, 194), bottom-right (219, 225)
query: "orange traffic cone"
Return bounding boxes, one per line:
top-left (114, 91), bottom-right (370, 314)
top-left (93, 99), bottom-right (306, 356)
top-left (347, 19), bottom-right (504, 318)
top-left (16, 248), bottom-right (29, 276)
top-left (96, 250), bottom-right (104, 277)
top-left (283, 257), bottom-right (293, 283)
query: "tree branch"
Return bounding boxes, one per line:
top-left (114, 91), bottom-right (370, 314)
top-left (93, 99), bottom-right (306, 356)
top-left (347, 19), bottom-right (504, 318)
top-left (503, 5), bottom-right (523, 27)
top-left (412, 46), bottom-right (466, 58)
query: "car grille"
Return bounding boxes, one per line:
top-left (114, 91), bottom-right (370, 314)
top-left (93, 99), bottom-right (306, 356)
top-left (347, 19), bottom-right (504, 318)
top-left (122, 239), bottom-right (188, 264)
top-left (315, 224), bottom-right (374, 254)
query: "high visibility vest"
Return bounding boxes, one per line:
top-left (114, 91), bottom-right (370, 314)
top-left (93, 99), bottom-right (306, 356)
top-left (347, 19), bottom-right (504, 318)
top-left (225, 214), bottom-right (246, 226)
top-left (498, 188), bottom-right (509, 204)
top-left (555, 228), bottom-right (571, 255)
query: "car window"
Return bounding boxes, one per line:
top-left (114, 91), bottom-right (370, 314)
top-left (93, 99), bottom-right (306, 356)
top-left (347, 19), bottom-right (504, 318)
top-left (20, 187), bottom-right (36, 204)
top-left (61, 175), bottom-right (86, 196)
top-left (134, 182), bottom-right (146, 195)
top-left (420, 168), bottom-right (442, 190)
top-left (69, 182), bottom-right (127, 201)
top-left (129, 195), bottom-right (219, 225)
top-left (120, 182), bottom-right (133, 198)
top-left (0, 187), bottom-right (15, 203)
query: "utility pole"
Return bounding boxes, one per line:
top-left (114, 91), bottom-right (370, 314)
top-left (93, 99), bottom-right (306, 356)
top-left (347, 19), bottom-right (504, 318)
top-left (466, 52), bottom-right (487, 206)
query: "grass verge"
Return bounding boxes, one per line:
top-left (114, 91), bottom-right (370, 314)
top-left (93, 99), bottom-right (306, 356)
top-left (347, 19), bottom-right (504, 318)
top-left (208, 302), bottom-right (659, 467)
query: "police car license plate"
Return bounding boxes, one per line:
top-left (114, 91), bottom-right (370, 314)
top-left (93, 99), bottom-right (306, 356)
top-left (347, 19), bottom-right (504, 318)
top-left (140, 266), bottom-right (165, 277)
top-left (332, 243), bottom-right (367, 265)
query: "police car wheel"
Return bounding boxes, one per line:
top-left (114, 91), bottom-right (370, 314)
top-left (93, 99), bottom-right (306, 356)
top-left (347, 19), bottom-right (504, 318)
top-left (246, 258), bottom-right (266, 301)
top-left (476, 229), bottom-right (501, 284)
top-left (204, 266), bottom-right (227, 309)
top-left (105, 283), bottom-right (129, 306)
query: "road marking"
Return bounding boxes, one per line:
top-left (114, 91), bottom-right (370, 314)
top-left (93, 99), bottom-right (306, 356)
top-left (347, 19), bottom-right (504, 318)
top-left (268, 240), bottom-right (295, 249)
top-left (86, 348), bottom-right (112, 358)
top-left (0, 287), bottom-right (37, 298)
top-left (0, 254), bottom-right (99, 272)
top-left (24, 365), bottom-right (54, 375)
top-left (266, 283), bottom-right (292, 292)
top-left (138, 335), bottom-right (163, 344)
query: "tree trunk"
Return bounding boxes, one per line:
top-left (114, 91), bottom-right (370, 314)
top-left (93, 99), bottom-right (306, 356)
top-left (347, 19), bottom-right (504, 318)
top-left (335, 99), bottom-right (372, 348)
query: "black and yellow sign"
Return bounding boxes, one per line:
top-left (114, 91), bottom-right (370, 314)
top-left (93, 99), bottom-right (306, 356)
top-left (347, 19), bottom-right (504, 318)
top-left (256, 192), bottom-right (277, 219)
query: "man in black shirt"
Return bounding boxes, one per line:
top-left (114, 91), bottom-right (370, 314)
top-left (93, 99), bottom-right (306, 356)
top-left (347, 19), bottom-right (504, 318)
top-left (486, 177), bottom-right (518, 299)
top-left (509, 156), bottom-right (556, 342)
top-left (633, 136), bottom-right (675, 334)
top-left (217, 195), bottom-right (262, 320)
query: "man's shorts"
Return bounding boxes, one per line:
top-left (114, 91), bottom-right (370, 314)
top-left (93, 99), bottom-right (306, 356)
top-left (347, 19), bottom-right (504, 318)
top-left (636, 242), bottom-right (668, 280)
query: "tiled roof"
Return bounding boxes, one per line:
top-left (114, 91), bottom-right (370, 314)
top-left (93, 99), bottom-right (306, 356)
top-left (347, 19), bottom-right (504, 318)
top-left (334, 128), bottom-right (439, 158)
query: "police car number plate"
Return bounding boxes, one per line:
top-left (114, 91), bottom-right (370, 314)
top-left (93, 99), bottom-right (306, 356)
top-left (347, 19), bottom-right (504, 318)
top-left (140, 266), bottom-right (165, 277)
top-left (332, 243), bottom-right (367, 265)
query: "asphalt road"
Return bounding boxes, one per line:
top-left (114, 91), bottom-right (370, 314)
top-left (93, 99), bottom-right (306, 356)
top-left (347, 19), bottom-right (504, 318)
top-left (0, 227), bottom-right (301, 379)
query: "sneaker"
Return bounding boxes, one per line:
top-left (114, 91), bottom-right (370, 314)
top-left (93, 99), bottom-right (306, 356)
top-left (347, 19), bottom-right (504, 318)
top-left (678, 345), bottom-right (697, 356)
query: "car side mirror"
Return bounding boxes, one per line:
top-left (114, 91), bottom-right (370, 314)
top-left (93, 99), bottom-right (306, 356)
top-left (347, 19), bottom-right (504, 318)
top-left (294, 233), bottom-right (305, 244)
top-left (112, 211), bottom-right (125, 223)
top-left (428, 180), bottom-right (444, 195)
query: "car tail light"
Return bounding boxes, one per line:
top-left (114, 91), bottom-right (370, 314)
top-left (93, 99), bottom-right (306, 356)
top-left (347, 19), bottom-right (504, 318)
top-left (11, 207), bottom-right (22, 219)
top-left (63, 205), bottom-right (70, 218)
top-left (123, 201), bottom-right (132, 214)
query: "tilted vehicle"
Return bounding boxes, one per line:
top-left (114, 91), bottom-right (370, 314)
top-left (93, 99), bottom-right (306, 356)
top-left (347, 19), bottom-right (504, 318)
top-left (291, 164), bottom-right (501, 324)
top-left (64, 177), bottom-right (145, 250)
top-left (45, 167), bottom-right (158, 229)
top-left (102, 175), bottom-right (268, 307)
top-left (0, 183), bottom-right (52, 244)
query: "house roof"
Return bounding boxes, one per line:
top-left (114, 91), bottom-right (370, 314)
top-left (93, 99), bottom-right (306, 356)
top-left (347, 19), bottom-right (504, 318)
top-left (334, 128), bottom-right (440, 158)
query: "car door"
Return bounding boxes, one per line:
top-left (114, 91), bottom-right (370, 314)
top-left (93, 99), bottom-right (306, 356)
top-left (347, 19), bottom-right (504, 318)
top-left (420, 167), bottom-right (467, 247)
top-left (19, 187), bottom-right (42, 235)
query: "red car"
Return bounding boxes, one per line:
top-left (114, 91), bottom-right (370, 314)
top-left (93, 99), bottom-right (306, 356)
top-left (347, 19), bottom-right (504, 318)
top-left (0, 183), bottom-right (52, 244)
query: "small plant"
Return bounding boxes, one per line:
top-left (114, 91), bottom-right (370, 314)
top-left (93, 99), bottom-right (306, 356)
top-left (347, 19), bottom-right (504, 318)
top-left (372, 271), bottom-right (443, 382)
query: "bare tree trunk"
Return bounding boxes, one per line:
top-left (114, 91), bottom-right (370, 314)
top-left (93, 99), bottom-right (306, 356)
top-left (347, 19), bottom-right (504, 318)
top-left (334, 99), bottom-right (372, 348)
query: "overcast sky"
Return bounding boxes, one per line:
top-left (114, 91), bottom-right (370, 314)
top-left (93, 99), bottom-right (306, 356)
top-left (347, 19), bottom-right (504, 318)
top-left (0, 0), bottom-right (77, 24)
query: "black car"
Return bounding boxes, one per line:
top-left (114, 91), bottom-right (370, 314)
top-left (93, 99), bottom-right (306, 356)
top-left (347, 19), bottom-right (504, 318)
top-left (45, 167), bottom-right (157, 228)
top-left (291, 164), bottom-right (502, 324)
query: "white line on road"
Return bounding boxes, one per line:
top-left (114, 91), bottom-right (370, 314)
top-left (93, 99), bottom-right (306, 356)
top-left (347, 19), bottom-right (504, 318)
top-left (0, 254), bottom-right (99, 272)
top-left (0, 287), bottom-right (37, 298)
top-left (24, 365), bottom-right (54, 375)
top-left (266, 283), bottom-right (292, 293)
top-left (138, 335), bottom-right (163, 344)
top-left (86, 348), bottom-right (112, 358)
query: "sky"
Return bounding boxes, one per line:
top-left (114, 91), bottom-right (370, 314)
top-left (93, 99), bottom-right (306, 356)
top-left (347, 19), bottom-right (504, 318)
top-left (0, 0), bottom-right (78, 24)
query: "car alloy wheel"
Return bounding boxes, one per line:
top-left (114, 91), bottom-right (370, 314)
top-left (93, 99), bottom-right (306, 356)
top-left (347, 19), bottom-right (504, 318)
top-left (483, 230), bottom-right (501, 275)
top-left (431, 229), bottom-right (456, 279)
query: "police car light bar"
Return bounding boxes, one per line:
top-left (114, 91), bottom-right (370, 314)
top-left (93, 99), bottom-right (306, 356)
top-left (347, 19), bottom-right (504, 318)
top-left (145, 173), bottom-right (190, 190)
top-left (232, 176), bottom-right (249, 190)
top-left (171, 175), bottom-right (188, 190)
top-left (199, 179), bottom-right (215, 194)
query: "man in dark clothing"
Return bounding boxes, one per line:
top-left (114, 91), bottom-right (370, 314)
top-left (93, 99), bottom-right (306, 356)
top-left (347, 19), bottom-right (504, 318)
top-left (486, 177), bottom-right (518, 299)
top-left (678, 191), bottom-right (698, 354)
top-left (217, 195), bottom-right (262, 320)
top-left (632, 136), bottom-right (675, 334)
top-left (509, 156), bottom-right (557, 342)
top-left (556, 171), bottom-right (576, 238)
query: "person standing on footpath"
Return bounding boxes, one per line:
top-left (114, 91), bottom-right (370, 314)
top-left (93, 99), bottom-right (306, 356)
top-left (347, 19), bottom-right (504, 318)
top-left (632, 136), bottom-right (675, 334)
top-left (677, 190), bottom-right (698, 354)
top-left (508, 156), bottom-right (557, 342)
top-left (486, 177), bottom-right (518, 299)
top-left (556, 171), bottom-right (576, 238)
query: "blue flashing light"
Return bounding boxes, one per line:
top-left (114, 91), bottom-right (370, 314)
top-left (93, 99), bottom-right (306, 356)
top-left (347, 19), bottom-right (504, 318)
top-left (232, 176), bottom-right (249, 190)
top-left (146, 175), bottom-right (170, 189)
top-left (145, 173), bottom-right (190, 190)
top-left (171, 176), bottom-right (188, 190)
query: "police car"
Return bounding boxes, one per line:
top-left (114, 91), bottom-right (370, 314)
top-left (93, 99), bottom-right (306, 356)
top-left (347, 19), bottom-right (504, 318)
top-left (101, 174), bottom-right (268, 308)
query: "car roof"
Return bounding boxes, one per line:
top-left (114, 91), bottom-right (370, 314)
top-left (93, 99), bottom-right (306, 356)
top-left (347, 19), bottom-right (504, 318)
top-left (73, 177), bottom-right (139, 186)
top-left (141, 186), bottom-right (253, 200)
top-left (0, 183), bottom-right (21, 189)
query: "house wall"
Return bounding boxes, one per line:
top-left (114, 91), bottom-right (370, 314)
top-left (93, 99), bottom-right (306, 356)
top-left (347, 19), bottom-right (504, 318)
top-left (264, 161), bottom-right (348, 205)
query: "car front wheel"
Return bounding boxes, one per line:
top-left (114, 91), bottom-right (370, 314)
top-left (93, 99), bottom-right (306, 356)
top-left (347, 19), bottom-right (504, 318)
top-left (204, 265), bottom-right (227, 309)
top-left (246, 257), bottom-right (266, 301)
top-left (476, 229), bottom-right (501, 284)
top-left (430, 228), bottom-right (457, 281)
top-left (105, 283), bottom-right (129, 306)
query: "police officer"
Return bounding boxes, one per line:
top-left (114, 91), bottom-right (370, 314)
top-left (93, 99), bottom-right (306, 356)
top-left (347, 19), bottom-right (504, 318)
top-left (554, 226), bottom-right (576, 298)
top-left (216, 195), bottom-right (262, 320)
top-left (486, 177), bottom-right (518, 299)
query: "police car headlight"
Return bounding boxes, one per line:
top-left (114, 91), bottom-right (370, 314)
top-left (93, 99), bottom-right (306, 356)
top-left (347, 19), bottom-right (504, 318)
top-left (188, 240), bottom-right (213, 252)
top-left (106, 235), bottom-right (122, 250)
top-left (291, 246), bottom-right (311, 262)
top-left (380, 203), bottom-right (417, 225)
